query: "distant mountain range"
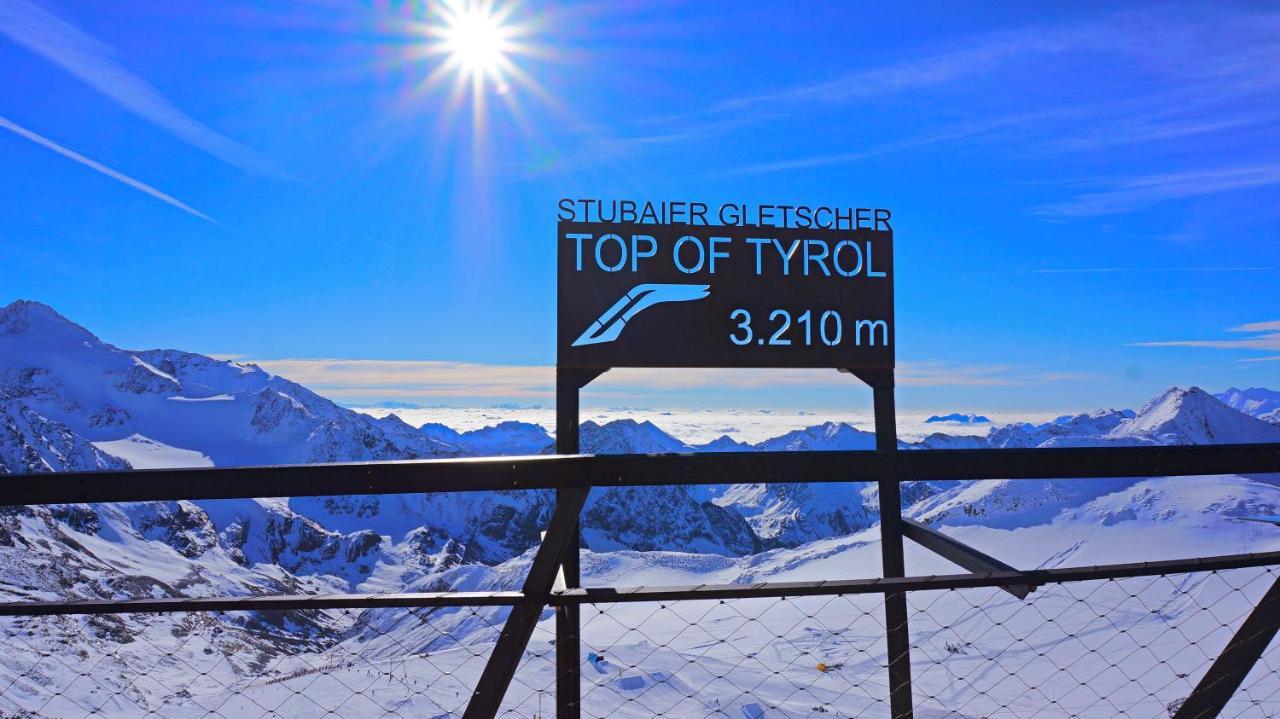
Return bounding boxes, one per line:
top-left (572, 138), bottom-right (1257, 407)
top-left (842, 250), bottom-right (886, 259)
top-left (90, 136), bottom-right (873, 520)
top-left (3, 299), bottom-right (1280, 714)
top-left (3, 296), bottom-right (1277, 572)
top-left (925, 412), bottom-right (991, 424)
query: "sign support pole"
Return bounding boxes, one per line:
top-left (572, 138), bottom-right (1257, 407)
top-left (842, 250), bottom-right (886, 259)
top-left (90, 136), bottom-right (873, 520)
top-left (555, 366), bottom-right (607, 719)
top-left (852, 368), bottom-right (914, 718)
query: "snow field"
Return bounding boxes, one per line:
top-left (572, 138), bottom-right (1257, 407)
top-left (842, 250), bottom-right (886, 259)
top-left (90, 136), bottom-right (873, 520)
top-left (7, 566), bottom-right (1277, 718)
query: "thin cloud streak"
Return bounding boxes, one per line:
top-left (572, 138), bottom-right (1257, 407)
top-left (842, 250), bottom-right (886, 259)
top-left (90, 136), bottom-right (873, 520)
top-left (1034, 164), bottom-right (1280, 218)
top-left (709, 28), bottom-right (1079, 114)
top-left (718, 112), bottom-right (1058, 178)
top-left (0, 116), bottom-right (217, 224)
top-left (0, 0), bottom-right (279, 176)
top-left (1132, 320), bottom-right (1280, 355)
top-left (1050, 112), bottom-right (1280, 152)
top-left (1021, 267), bottom-right (1274, 275)
top-left (1233, 320), bottom-right (1280, 333)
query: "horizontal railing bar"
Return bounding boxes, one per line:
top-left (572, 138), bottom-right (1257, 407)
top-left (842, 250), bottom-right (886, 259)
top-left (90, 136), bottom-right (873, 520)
top-left (3, 550), bottom-right (1277, 617)
top-left (561, 550), bottom-right (1280, 603)
top-left (1, 443), bottom-right (1277, 506)
top-left (0, 590), bottom-right (526, 616)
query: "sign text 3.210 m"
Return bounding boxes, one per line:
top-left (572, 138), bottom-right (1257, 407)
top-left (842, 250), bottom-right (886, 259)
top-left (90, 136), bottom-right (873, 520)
top-left (728, 308), bottom-right (888, 348)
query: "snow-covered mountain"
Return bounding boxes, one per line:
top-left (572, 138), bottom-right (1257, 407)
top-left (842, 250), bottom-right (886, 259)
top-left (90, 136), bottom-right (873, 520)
top-left (4, 299), bottom-right (1280, 591)
top-left (4, 300), bottom-right (1280, 716)
top-left (1111, 386), bottom-right (1280, 445)
top-left (705, 423), bottom-right (879, 546)
top-left (753, 421), bottom-right (876, 451)
top-left (1217, 386), bottom-right (1280, 417)
top-left (1217, 386), bottom-right (1280, 425)
top-left (0, 300), bottom-right (459, 468)
top-left (580, 418), bottom-right (695, 453)
top-left (579, 419), bottom-right (760, 555)
top-left (986, 408), bottom-right (1136, 448)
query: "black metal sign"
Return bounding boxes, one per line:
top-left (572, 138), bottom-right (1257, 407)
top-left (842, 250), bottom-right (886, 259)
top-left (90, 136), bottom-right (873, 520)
top-left (557, 220), bottom-right (893, 369)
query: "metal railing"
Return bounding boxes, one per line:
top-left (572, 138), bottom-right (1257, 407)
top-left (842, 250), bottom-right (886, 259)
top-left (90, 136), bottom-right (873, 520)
top-left (1, 442), bottom-right (1278, 718)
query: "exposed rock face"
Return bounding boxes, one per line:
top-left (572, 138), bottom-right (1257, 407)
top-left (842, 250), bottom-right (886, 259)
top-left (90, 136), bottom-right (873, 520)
top-left (0, 399), bottom-right (130, 474)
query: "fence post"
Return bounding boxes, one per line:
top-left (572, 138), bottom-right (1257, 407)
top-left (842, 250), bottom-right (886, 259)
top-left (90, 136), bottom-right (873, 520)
top-left (553, 366), bottom-right (606, 719)
top-left (556, 368), bottom-right (582, 719)
top-left (854, 369), bottom-right (914, 718)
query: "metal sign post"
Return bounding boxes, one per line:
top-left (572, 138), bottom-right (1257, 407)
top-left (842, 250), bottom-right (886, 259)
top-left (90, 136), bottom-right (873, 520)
top-left (852, 368), bottom-right (912, 718)
top-left (469, 204), bottom-right (906, 719)
top-left (554, 366), bottom-right (606, 719)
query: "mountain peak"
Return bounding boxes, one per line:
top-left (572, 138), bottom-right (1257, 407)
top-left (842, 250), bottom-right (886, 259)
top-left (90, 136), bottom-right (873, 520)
top-left (0, 300), bottom-right (97, 343)
top-left (1112, 385), bottom-right (1280, 444)
top-left (755, 421), bottom-right (875, 451)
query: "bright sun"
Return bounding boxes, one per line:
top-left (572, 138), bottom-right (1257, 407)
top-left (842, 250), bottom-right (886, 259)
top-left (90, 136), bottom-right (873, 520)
top-left (426, 0), bottom-right (522, 93)
top-left (442, 5), bottom-right (512, 80)
top-left (400, 0), bottom-right (555, 152)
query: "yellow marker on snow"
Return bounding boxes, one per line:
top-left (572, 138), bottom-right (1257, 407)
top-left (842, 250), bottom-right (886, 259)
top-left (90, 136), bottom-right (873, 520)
top-left (816, 662), bottom-right (828, 673)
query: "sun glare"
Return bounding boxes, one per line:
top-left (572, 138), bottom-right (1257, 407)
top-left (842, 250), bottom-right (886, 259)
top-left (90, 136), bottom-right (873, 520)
top-left (421, 0), bottom-right (525, 94)
top-left (442, 6), bottom-right (511, 80)
top-left (394, 0), bottom-right (563, 170)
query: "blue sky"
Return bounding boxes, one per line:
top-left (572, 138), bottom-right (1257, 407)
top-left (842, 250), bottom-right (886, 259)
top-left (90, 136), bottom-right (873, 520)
top-left (1, 0), bottom-right (1277, 412)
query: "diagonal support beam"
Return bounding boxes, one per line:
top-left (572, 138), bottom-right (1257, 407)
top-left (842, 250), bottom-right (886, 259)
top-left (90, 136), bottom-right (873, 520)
top-left (463, 485), bottom-right (590, 719)
top-left (1173, 571), bottom-right (1280, 719)
top-left (900, 517), bottom-right (1034, 599)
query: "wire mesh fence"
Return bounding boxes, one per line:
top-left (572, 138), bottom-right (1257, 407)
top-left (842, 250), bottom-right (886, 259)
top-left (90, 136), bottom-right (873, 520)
top-left (909, 566), bottom-right (1280, 718)
top-left (0, 604), bottom-right (555, 718)
top-left (579, 593), bottom-right (889, 717)
top-left (1, 565), bottom-right (1278, 718)
top-left (572, 566), bottom-right (1280, 718)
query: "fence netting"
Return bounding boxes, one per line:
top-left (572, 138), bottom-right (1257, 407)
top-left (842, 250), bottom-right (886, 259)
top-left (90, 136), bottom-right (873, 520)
top-left (0, 604), bottom-right (554, 718)
top-left (1, 565), bottom-right (1278, 718)
top-left (579, 592), bottom-right (889, 717)
top-left (576, 566), bottom-right (1280, 718)
top-left (908, 566), bottom-right (1279, 718)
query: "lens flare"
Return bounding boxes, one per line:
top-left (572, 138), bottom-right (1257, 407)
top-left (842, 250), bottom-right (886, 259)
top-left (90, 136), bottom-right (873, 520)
top-left (441, 5), bottom-right (512, 80)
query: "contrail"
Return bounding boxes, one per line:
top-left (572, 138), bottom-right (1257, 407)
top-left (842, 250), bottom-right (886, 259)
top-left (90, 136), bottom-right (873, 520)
top-left (0, 0), bottom-right (279, 177)
top-left (0, 115), bottom-right (217, 224)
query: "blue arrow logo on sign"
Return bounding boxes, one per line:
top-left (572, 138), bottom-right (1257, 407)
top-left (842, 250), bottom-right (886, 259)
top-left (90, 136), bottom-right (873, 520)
top-left (572, 283), bottom-right (710, 347)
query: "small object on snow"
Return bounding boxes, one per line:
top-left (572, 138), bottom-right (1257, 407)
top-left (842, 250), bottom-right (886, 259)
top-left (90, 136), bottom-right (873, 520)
top-left (616, 675), bottom-right (646, 691)
top-left (815, 662), bottom-right (828, 673)
top-left (742, 702), bottom-right (766, 718)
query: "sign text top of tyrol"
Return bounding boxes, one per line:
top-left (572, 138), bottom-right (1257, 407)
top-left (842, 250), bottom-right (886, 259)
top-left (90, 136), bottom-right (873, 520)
top-left (556, 201), bottom-right (893, 370)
